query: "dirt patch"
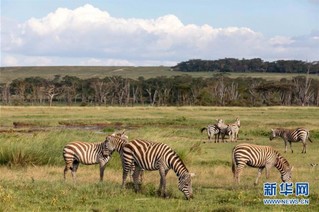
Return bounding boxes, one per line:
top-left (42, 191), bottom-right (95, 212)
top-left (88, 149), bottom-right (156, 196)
top-left (0, 121), bottom-right (139, 134)
top-left (13, 122), bottom-right (37, 128)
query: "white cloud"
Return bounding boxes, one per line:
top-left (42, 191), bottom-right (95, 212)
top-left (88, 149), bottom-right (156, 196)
top-left (1, 4), bottom-right (318, 66)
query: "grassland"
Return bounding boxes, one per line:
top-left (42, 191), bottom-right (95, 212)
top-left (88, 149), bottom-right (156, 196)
top-left (0, 106), bottom-right (318, 211)
top-left (1, 66), bottom-right (319, 83)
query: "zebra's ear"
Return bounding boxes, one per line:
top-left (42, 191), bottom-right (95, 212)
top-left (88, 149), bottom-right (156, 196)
top-left (122, 129), bottom-right (126, 135)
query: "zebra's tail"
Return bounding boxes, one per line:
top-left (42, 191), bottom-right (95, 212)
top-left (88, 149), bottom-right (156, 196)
top-left (308, 136), bottom-right (313, 143)
top-left (307, 131), bottom-right (313, 143)
top-left (201, 127), bottom-right (207, 133)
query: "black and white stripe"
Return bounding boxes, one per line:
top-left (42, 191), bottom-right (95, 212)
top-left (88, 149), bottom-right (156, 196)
top-left (63, 141), bottom-right (111, 182)
top-left (270, 128), bottom-right (313, 153)
top-left (232, 143), bottom-right (293, 185)
top-left (104, 138), bottom-right (193, 200)
top-left (201, 124), bottom-right (220, 142)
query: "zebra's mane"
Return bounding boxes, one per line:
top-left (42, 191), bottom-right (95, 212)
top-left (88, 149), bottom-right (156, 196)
top-left (274, 150), bottom-right (290, 168)
top-left (168, 150), bottom-right (189, 177)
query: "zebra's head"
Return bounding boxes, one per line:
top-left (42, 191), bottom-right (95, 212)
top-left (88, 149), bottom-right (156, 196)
top-left (269, 129), bottom-right (277, 140)
top-left (235, 117), bottom-right (240, 128)
top-left (281, 166), bottom-right (293, 182)
top-left (103, 131), bottom-right (128, 156)
top-left (178, 172), bottom-right (193, 200)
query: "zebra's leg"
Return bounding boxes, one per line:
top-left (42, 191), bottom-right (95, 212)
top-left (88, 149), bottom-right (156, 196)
top-left (71, 161), bottom-right (79, 182)
top-left (284, 140), bottom-right (288, 153)
top-left (254, 168), bottom-right (264, 185)
top-left (99, 159), bottom-right (108, 182)
top-left (235, 165), bottom-right (244, 184)
top-left (122, 157), bottom-right (133, 189)
top-left (132, 165), bottom-right (142, 192)
top-left (63, 162), bottom-right (72, 180)
top-left (289, 141), bottom-right (293, 153)
top-left (139, 169), bottom-right (144, 183)
top-left (158, 167), bottom-right (169, 198)
top-left (302, 141), bottom-right (306, 154)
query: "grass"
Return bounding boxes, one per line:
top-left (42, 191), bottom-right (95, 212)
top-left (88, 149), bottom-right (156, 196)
top-left (0, 106), bottom-right (319, 211)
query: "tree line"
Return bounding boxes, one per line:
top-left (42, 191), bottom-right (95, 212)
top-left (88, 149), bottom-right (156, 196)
top-left (172, 58), bottom-right (319, 74)
top-left (1, 74), bottom-right (318, 106)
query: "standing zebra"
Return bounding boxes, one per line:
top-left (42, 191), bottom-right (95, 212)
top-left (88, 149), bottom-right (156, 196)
top-left (269, 128), bottom-right (313, 153)
top-left (63, 132), bottom-right (128, 182)
top-left (201, 124), bottom-right (220, 143)
top-left (229, 117), bottom-right (241, 142)
top-left (103, 133), bottom-right (144, 182)
top-left (232, 143), bottom-right (293, 185)
top-left (216, 119), bottom-right (232, 142)
top-left (104, 137), bottom-right (193, 200)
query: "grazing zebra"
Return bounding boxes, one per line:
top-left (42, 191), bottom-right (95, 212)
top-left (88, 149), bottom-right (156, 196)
top-left (232, 143), bottom-right (293, 185)
top-left (201, 124), bottom-right (220, 142)
top-left (104, 138), bottom-right (193, 200)
top-left (269, 128), bottom-right (313, 153)
top-left (63, 132), bottom-right (128, 182)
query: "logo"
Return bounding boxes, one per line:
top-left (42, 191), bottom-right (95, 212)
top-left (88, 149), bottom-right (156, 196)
top-left (263, 182), bottom-right (309, 205)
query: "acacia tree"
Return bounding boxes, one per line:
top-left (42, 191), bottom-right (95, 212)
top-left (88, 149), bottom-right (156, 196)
top-left (46, 84), bottom-right (62, 107)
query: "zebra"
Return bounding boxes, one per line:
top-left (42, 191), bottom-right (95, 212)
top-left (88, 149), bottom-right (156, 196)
top-left (216, 119), bottom-right (232, 142)
top-left (201, 124), bottom-right (220, 142)
top-left (217, 118), bottom-right (241, 142)
top-left (269, 128), bottom-right (313, 153)
top-left (103, 132), bottom-right (144, 183)
top-left (232, 143), bottom-right (293, 185)
top-left (104, 138), bottom-right (193, 200)
top-left (229, 117), bottom-right (241, 142)
top-left (63, 132), bottom-right (128, 182)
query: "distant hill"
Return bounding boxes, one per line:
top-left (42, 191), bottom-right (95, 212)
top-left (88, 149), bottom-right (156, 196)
top-left (1, 63), bottom-right (319, 84)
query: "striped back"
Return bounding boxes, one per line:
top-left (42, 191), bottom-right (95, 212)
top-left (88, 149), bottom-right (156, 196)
top-left (232, 143), bottom-right (292, 182)
top-left (123, 139), bottom-right (193, 199)
top-left (201, 124), bottom-right (219, 136)
top-left (270, 128), bottom-right (309, 142)
top-left (63, 141), bottom-right (108, 165)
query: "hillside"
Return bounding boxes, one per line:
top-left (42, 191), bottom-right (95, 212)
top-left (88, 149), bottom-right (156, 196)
top-left (1, 66), bottom-right (319, 84)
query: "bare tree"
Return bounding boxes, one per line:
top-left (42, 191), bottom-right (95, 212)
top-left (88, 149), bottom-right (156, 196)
top-left (293, 66), bottom-right (313, 106)
top-left (47, 85), bottom-right (61, 107)
top-left (215, 76), bottom-right (226, 106)
top-left (0, 83), bottom-right (11, 104)
top-left (227, 82), bottom-right (239, 102)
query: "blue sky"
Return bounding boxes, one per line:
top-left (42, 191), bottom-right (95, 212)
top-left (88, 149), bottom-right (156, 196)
top-left (1, 0), bottom-right (319, 66)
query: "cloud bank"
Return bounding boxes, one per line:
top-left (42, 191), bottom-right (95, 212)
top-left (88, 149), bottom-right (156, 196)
top-left (1, 4), bottom-right (318, 66)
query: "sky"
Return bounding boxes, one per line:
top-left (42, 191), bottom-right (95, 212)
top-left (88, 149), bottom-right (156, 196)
top-left (1, 0), bottom-right (319, 67)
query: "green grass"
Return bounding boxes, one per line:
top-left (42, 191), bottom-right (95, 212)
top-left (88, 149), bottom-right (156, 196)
top-left (0, 106), bottom-right (319, 211)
